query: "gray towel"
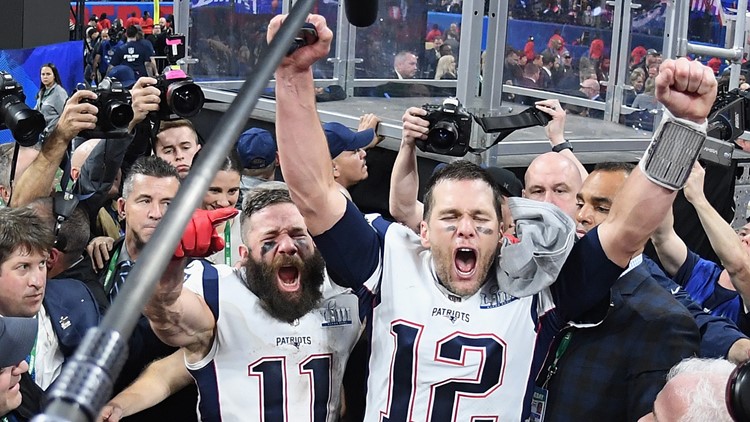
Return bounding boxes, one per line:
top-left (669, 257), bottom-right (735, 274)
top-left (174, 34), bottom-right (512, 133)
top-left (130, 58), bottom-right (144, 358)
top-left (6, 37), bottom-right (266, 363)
top-left (496, 197), bottom-right (576, 297)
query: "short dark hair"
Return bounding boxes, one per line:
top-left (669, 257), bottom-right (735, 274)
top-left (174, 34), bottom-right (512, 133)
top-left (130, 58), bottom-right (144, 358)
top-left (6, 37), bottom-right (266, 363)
top-left (0, 207), bottom-right (54, 271)
top-left (122, 156), bottom-right (180, 199)
top-left (26, 197), bottom-right (90, 257)
top-left (593, 161), bottom-right (635, 175)
top-left (126, 25), bottom-right (138, 38)
top-left (240, 186), bottom-right (293, 244)
top-left (153, 119), bottom-right (199, 153)
top-left (423, 160), bottom-right (502, 221)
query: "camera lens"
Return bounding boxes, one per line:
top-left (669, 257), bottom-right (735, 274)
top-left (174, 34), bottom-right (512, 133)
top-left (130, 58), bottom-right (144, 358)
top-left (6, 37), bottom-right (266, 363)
top-left (166, 81), bottom-right (205, 118)
top-left (105, 101), bottom-right (134, 130)
top-left (427, 121), bottom-right (459, 151)
top-left (0, 96), bottom-right (45, 147)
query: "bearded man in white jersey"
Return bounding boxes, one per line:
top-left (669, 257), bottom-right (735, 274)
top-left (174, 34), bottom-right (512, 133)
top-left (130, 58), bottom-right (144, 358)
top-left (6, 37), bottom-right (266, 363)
top-left (135, 186), bottom-right (362, 422)
top-left (268, 13), bottom-right (718, 421)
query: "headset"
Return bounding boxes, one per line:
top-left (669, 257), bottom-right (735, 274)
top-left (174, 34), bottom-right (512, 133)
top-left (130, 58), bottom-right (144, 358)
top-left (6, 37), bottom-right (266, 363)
top-left (51, 191), bottom-right (79, 252)
top-left (727, 359), bottom-right (750, 421)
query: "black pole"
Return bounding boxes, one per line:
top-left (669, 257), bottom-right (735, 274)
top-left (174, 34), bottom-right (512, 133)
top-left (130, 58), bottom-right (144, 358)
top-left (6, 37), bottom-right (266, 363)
top-left (33, 1), bottom-right (316, 420)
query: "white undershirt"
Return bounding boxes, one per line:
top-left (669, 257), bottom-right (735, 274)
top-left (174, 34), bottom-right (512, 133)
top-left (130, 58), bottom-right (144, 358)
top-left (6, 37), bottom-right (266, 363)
top-left (33, 306), bottom-right (64, 390)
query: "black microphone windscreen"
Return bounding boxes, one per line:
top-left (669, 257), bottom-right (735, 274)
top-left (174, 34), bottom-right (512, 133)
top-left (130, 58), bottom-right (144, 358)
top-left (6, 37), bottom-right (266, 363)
top-left (344, 0), bottom-right (379, 27)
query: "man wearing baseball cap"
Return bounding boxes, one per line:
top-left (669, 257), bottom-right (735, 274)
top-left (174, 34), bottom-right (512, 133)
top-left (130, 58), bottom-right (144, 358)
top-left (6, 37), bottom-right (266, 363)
top-left (0, 316), bottom-right (37, 419)
top-left (323, 114), bottom-right (382, 194)
top-left (235, 128), bottom-right (278, 198)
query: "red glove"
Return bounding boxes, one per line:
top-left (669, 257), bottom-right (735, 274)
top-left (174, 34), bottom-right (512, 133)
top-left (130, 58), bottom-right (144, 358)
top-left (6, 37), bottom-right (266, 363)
top-left (173, 208), bottom-right (239, 260)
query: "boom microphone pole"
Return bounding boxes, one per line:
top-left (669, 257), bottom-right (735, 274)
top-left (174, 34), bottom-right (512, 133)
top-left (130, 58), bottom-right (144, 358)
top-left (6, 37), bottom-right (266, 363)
top-left (33, 1), bottom-right (316, 421)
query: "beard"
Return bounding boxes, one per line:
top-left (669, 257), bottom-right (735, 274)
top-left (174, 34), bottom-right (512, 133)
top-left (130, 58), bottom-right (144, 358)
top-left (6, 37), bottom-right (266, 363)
top-left (243, 249), bottom-right (326, 324)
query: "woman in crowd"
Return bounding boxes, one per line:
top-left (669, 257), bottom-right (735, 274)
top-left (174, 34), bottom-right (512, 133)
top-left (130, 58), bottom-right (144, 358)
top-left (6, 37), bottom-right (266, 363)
top-left (35, 63), bottom-right (68, 143)
top-left (202, 153), bottom-right (243, 267)
top-left (435, 54), bottom-right (457, 80)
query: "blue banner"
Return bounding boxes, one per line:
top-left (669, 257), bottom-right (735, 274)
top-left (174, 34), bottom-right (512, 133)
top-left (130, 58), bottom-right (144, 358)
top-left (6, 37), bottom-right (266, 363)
top-left (0, 40), bottom-right (84, 143)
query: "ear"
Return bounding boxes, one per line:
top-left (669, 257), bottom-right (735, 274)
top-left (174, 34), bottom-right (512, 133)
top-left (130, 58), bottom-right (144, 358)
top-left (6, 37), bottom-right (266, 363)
top-left (238, 244), bottom-right (249, 260)
top-left (47, 248), bottom-right (61, 270)
top-left (419, 220), bottom-right (431, 248)
top-left (0, 185), bottom-right (10, 205)
top-left (70, 167), bottom-right (81, 182)
top-left (117, 197), bottom-right (126, 219)
top-left (332, 161), bottom-right (340, 179)
top-left (521, 188), bottom-right (528, 199)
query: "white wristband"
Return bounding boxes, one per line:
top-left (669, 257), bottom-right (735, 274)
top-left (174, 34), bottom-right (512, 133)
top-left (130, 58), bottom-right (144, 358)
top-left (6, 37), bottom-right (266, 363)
top-left (639, 109), bottom-right (707, 191)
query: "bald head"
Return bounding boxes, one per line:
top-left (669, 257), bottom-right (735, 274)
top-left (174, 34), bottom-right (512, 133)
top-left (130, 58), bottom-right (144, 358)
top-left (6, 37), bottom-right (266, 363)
top-left (581, 78), bottom-right (601, 99)
top-left (524, 152), bottom-right (583, 219)
top-left (71, 139), bottom-right (102, 181)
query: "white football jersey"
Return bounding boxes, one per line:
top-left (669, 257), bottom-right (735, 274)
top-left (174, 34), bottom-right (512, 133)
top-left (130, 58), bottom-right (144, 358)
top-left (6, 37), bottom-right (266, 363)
top-left (360, 222), bottom-right (555, 422)
top-left (183, 261), bottom-right (363, 422)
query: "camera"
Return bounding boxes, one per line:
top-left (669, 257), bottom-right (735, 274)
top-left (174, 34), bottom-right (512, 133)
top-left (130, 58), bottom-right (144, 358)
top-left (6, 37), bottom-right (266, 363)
top-left (701, 86), bottom-right (750, 166)
top-left (419, 97), bottom-right (474, 156)
top-left (154, 68), bottom-right (205, 120)
top-left (0, 72), bottom-right (46, 147)
top-left (79, 77), bottom-right (134, 139)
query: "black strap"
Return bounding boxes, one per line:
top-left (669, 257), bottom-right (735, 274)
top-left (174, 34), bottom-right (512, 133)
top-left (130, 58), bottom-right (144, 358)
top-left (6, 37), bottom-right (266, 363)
top-left (468, 106), bottom-right (551, 155)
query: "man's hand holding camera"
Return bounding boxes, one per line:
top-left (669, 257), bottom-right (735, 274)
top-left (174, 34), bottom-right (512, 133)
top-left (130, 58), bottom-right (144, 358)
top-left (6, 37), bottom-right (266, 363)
top-left (268, 14), bottom-right (333, 75)
top-left (128, 77), bottom-right (161, 132)
top-left (50, 90), bottom-right (99, 143)
top-left (401, 107), bottom-right (429, 147)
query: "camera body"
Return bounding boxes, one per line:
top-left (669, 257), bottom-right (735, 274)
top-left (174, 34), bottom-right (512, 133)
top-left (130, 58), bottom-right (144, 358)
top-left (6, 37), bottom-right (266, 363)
top-left (418, 97), bottom-right (473, 157)
top-left (79, 77), bottom-right (134, 139)
top-left (0, 72), bottom-right (45, 147)
top-left (154, 68), bottom-right (205, 120)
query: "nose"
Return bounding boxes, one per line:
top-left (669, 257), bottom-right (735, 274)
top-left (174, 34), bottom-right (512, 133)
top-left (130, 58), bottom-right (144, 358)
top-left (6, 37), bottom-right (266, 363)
top-left (276, 234), bottom-right (298, 256)
top-left (456, 215), bottom-right (476, 238)
top-left (174, 148), bottom-right (185, 162)
top-left (576, 204), bottom-right (593, 227)
top-left (149, 202), bottom-right (166, 220)
top-left (358, 149), bottom-right (367, 159)
top-left (29, 266), bottom-right (45, 288)
top-left (217, 194), bottom-right (231, 208)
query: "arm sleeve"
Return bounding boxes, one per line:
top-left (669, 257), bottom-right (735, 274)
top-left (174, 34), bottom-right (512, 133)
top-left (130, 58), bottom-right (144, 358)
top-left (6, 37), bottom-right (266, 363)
top-left (74, 135), bottom-right (134, 220)
top-left (551, 226), bottom-right (625, 322)
top-left (644, 256), bottom-right (747, 358)
top-left (673, 249), bottom-right (702, 287)
top-left (627, 312), bottom-right (699, 420)
top-left (313, 200), bottom-right (388, 290)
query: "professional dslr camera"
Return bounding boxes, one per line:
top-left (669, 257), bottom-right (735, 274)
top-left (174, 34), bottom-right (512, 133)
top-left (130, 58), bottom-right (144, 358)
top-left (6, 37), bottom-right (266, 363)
top-left (0, 72), bottom-right (46, 147)
top-left (419, 97), bottom-right (474, 156)
top-left (703, 85), bottom-right (750, 166)
top-left (79, 77), bottom-right (134, 139)
top-left (153, 68), bottom-right (205, 120)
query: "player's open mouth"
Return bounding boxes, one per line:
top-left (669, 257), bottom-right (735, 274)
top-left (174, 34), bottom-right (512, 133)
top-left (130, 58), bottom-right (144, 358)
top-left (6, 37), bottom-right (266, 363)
top-left (454, 247), bottom-right (477, 278)
top-left (277, 265), bottom-right (301, 292)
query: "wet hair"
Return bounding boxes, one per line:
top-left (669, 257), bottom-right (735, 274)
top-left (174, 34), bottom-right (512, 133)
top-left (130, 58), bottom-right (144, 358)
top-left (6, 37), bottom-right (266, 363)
top-left (422, 160), bottom-right (502, 221)
top-left (240, 186), bottom-right (292, 245)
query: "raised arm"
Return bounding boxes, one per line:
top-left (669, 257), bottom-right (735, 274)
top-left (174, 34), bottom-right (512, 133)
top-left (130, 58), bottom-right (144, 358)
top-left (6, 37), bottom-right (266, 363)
top-left (650, 205), bottom-right (688, 276)
top-left (684, 163), bottom-right (750, 303)
top-left (597, 58), bottom-right (717, 267)
top-left (10, 90), bottom-right (98, 207)
top-left (388, 107), bottom-right (428, 231)
top-left (143, 208), bottom-right (237, 354)
top-left (535, 99), bottom-right (588, 181)
top-left (268, 15), bottom-right (347, 236)
top-left (97, 350), bottom-right (192, 422)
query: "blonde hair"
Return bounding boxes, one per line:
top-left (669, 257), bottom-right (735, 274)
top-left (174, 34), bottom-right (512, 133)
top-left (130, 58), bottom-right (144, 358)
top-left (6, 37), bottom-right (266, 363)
top-left (435, 55), bottom-right (456, 80)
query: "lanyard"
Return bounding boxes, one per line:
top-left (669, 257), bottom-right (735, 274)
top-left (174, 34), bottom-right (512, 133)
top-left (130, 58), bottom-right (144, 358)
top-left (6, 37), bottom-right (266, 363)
top-left (103, 247), bottom-right (122, 292)
top-left (223, 222), bottom-right (232, 266)
top-left (27, 324), bottom-right (38, 382)
top-left (542, 331), bottom-right (573, 389)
